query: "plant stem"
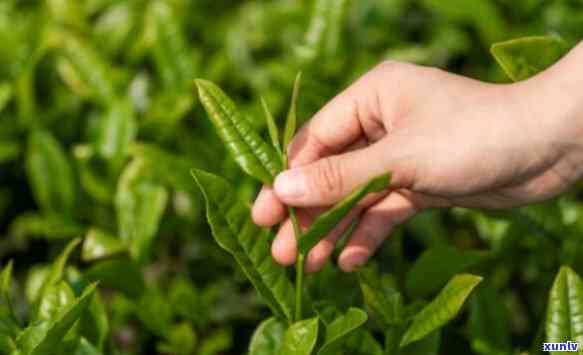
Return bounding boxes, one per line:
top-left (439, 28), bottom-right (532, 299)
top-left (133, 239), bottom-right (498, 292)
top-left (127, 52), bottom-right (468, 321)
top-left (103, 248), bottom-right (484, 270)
top-left (289, 206), bottom-right (304, 322)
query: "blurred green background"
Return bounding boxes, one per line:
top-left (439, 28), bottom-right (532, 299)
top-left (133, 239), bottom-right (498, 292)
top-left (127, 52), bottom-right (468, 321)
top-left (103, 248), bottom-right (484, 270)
top-left (1, 0), bottom-right (583, 354)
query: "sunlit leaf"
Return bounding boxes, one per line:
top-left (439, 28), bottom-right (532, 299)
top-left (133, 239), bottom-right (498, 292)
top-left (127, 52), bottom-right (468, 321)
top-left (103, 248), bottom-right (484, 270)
top-left (298, 174), bottom-right (391, 254)
top-left (195, 79), bottom-right (282, 184)
top-left (546, 266), bottom-right (583, 352)
top-left (281, 317), bottom-right (319, 355)
top-left (400, 274), bottom-right (482, 347)
top-left (491, 36), bottom-right (569, 82)
top-left (191, 169), bottom-right (295, 323)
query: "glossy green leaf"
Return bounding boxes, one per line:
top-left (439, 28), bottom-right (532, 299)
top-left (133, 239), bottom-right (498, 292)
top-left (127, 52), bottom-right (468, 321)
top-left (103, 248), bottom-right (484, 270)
top-left (295, 0), bottom-right (349, 61)
top-left (191, 169), bottom-right (295, 323)
top-left (43, 239), bottom-right (80, 291)
top-left (317, 308), bottom-right (368, 355)
top-left (299, 174), bottom-right (391, 254)
top-left (406, 246), bottom-right (487, 298)
top-left (60, 33), bottom-right (115, 104)
top-left (358, 266), bottom-right (403, 326)
top-left (9, 213), bottom-right (82, 241)
top-left (26, 131), bottom-right (76, 217)
top-left (149, 1), bottom-right (196, 91)
top-left (491, 36), bottom-right (569, 82)
top-left (469, 286), bottom-right (511, 355)
top-left (195, 79), bottom-right (282, 184)
top-left (546, 266), bottom-right (583, 351)
top-left (282, 72), bottom-right (301, 156)
top-left (16, 283), bottom-right (97, 355)
top-left (260, 96), bottom-right (282, 156)
top-left (81, 228), bottom-right (126, 262)
top-left (249, 317), bottom-right (285, 355)
top-left (116, 159), bottom-right (168, 264)
top-left (37, 281), bottom-right (76, 322)
top-left (95, 99), bottom-right (136, 172)
top-left (281, 317), bottom-right (319, 355)
top-left (400, 274), bottom-right (482, 347)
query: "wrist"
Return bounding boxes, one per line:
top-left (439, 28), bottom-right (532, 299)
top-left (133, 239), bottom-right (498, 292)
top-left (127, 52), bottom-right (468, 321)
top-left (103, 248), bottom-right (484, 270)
top-left (517, 42), bottom-right (583, 183)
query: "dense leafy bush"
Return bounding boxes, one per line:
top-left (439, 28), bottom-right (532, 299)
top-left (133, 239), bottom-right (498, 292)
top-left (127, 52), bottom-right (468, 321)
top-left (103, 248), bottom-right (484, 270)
top-left (1, 0), bottom-right (583, 354)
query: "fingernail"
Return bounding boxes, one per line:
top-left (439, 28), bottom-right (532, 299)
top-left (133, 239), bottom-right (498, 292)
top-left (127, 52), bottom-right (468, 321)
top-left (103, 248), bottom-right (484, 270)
top-left (342, 251), bottom-right (369, 272)
top-left (274, 170), bottom-right (306, 198)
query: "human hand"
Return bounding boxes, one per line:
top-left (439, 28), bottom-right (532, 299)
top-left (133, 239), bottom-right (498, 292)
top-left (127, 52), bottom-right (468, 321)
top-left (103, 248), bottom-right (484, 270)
top-left (252, 44), bottom-right (583, 273)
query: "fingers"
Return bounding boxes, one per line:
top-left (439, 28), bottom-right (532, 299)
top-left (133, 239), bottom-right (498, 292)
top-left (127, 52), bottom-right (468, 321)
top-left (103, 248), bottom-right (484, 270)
top-left (252, 186), bottom-right (286, 226)
top-left (285, 68), bottom-right (381, 168)
top-left (271, 208), bottom-right (323, 265)
top-left (338, 191), bottom-right (423, 272)
top-left (274, 138), bottom-right (404, 207)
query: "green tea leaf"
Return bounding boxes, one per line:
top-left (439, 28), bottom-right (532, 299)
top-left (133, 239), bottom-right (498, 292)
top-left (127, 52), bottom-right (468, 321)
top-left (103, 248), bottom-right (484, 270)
top-left (60, 33), bottom-right (115, 104)
top-left (358, 266), bottom-right (403, 326)
top-left (37, 281), bottom-right (76, 322)
top-left (43, 238), bottom-right (81, 292)
top-left (95, 99), bottom-right (136, 172)
top-left (317, 308), bottom-right (368, 355)
top-left (469, 286), bottom-right (511, 355)
top-left (149, 1), bottom-right (197, 91)
top-left (260, 96), bottom-right (282, 156)
top-left (491, 36), bottom-right (569, 82)
top-left (406, 246), bottom-right (487, 298)
top-left (191, 169), bottom-right (295, 323)
top-left (17, 283), bottom-right (97, 355)
top-left (546, 266), bottom-right (583, 351)
top-left (282, 72), bottom-right (301, 156)
top-left (81, 228), bottom-right (126, 262)
top-left (298, 174), bottom-right (391, 254)
top-left (249, 317), bottom-right (285, 355)
top-left (26, 131), bottom-right (76, 218)
top-left (295, 0), bottom-right (349, 61)
top-left (195, 79), bottom-right (282, 184)
top-left (400, 274), bottom-right (482, 347)
top-left (281, 317), bottom-right (319, 355)
top-left (116, 159), bottom-right (168, 264)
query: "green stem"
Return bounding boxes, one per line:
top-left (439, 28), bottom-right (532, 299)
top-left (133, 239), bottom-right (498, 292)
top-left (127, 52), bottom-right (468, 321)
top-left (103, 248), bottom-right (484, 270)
top-left (289, 206), bottom-right (304, 322)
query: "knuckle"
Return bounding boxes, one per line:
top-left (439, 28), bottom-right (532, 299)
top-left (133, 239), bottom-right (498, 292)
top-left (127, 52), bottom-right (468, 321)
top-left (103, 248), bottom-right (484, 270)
top-left (310, 157), bottom-right (344, 199)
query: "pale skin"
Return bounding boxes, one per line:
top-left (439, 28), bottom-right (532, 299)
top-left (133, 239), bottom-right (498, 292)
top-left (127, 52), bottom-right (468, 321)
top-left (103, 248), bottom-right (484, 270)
top-left (252, 42), bottom-right (583, 273)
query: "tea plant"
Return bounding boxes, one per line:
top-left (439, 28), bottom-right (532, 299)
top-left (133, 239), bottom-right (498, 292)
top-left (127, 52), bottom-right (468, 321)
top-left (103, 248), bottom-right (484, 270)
top-left (193, 76), bottom-right (486, 354)
top-left (1, 0), bottom-right (583, 354)
top-left (0, 239), bottom-right (102, 355)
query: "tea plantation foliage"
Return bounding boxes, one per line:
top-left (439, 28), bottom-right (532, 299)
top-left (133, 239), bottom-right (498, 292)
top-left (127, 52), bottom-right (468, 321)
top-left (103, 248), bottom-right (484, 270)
top-left (1, 1), bottom-right (583, 354)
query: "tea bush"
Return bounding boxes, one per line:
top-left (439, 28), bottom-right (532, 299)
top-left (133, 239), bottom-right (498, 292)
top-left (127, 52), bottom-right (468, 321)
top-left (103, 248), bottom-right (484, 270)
top-left (1, 1), bottom-right (583, 354)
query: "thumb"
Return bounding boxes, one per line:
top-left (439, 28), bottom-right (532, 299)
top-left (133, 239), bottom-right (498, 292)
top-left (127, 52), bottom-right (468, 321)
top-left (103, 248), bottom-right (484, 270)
top-left (273, 138), bottom-right (408, 207)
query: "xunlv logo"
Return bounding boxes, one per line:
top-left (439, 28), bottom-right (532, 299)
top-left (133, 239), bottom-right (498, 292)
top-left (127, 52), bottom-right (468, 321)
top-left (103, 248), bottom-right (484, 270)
top-left (543, 341), bottom-right (580, 352)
